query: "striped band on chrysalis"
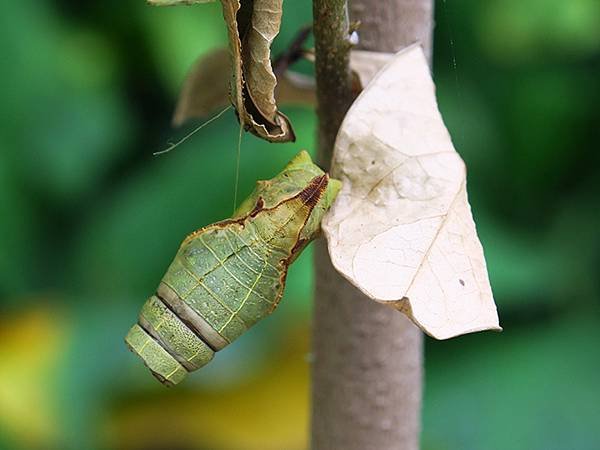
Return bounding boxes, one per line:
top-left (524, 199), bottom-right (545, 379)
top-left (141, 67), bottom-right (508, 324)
top-left (125, 289), bottom-right (218, 386)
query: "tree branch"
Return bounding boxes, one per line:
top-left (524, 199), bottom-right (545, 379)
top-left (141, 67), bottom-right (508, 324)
top-left (311, 1), bottom-right (434, 449)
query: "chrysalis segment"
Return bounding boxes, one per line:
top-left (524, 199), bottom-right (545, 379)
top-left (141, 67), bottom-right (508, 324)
top-left (139, 296), bottom-right (214, 371)
top-left (125, 151), bottom-right (340, 385)
top-left (125, 324), bottom-right (187, 386)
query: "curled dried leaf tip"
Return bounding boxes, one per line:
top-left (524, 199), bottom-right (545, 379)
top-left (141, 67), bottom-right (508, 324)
top-left (150, 0), bottom-right (295, 142)
top-left (221, 0), bottom-right (295, 142)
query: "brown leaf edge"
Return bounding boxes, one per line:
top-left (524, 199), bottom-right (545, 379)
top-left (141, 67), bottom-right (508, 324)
top-left (221, 0), bottom-right (295, 142)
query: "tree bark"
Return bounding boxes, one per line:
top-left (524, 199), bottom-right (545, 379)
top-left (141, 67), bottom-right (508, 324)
top-left (311, 1), bottom-right (434, 449)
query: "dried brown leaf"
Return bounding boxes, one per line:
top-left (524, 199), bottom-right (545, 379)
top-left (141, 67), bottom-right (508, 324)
top-left (150, 0), bottom-right (294, 141)
top-left (221, 0), bottom-right (295, 142)
top-left (172, 48), bottom-right (231, 127)
top-left (171, 49), bottom-right (386, 126)
top-left (172, 48), bottom-right (315, 126)
top-left (276, 71), bottom-right (316, 107)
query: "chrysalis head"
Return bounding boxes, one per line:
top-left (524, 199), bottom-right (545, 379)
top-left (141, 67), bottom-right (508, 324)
top-left (125, 151), bottom-right (341, 385)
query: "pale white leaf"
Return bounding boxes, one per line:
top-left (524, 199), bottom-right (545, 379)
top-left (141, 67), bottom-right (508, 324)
top-left (323, 45), bottom-right (500, 340)
top-left (350, 50), bottom-right (393, 88)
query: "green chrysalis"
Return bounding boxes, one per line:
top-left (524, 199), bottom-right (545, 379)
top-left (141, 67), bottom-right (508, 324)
top-left (125, 151), bottom-right (341, 385)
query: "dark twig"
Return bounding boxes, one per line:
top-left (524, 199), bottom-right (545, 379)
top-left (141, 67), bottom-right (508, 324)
top-left (273, 25), bottom-right (313, 78)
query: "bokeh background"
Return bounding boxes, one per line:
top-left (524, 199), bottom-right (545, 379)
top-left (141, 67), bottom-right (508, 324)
top-left (1, 0), bottom-right (599, 449)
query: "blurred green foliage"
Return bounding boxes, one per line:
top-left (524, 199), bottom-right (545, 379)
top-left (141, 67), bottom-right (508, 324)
top-left (0, 1), bottom-right (598, 449)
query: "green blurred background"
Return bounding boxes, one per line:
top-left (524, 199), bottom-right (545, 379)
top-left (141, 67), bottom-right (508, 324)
top-left (1, 1), bottom-right (599, 449)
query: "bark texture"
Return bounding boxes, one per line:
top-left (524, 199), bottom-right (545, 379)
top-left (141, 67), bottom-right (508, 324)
top-left (350, 0), bottom-right (434, 59)
top-left (311, 1), bottom-right (434, 449)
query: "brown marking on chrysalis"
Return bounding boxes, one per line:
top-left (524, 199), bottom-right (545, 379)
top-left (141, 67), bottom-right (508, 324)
top-left (182, 215), bottom-right (246, 246)
top-left (267, 174), bottom-right (330, 281)
top-left (267, 268), bottom-right (289, 314)
top-left (182, 174), bottom-right (329, 247)
top-left (249, 197), bottom-right (266, 217)
top-left (298, 174), bottom-right (329, 208)
top-left (261, 174), bottom-right (330, 314)
top-left (290, 238), bottom-right (308, 257)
